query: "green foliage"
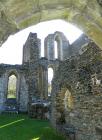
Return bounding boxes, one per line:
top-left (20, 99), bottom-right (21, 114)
top-left (7, 90), bottom-right (16, 98)
top-left (0, 114), bottom-right (66, 140)
top-left (8, 75), bottom-right (16, 98)
top-left (8, 75), bottom-right (16, 90)
top-left (40, 127), bottom-right (65, 140)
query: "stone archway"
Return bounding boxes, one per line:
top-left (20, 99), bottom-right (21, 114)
top-left (55, 87), bottom-right (74, 125)
top-left (54, 34), bottom-right (62, 60)
top-left (6, 70), bottom-right (20, 103)
top-left (7, 74), bottom-right (17, 99)
top-left (51, 85), bottom-right (75, 126)
top-left (54, 31), bottom-right (69, 60)
top-left (44, 31), bottom-right (69, 61)
top-left (0, 1), bottom-right (102, 49)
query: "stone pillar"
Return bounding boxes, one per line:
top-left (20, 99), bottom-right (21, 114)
top-left (40, 67), bottom-right (44, 99)
top-left (43, 68), bottom-right (48, 99)
top-left (23, 33), bottom-right (41, 102)
top-left (38, 65), bottom-right (48, 100)
top-left (45, 69), bottom-right (48, 99)
top-left (62, 38), bottom-right (70, 60)
top-left (54, 31), bottom-right (70, 60)
top-left (44, 31), bottom-right (70, 61)
top-left (19, 74), bottom-right (28, 112)
top-left (23, 32), bottom-right (41, 64)
top-left (44, 34), bottom-right (55, 60)
top-left (0, 75), bottom-right (7, 112)
top-left (38, 66), bottom-right (43, 99)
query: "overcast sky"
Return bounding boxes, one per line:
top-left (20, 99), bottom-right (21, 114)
top-left (0, 19), bottom-right (82, 65)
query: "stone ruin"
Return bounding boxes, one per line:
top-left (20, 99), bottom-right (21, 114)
top-left (0, 31), bottom-right (102, 140)
top-left (0, 31), bottom-right (70, 113)
top-left (51, 42), bottom-right (102, 140)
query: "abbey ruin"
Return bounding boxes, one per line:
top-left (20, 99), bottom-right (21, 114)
top-left (0, 31), bottom-right (101, 140)
top-left (0, 0), bottom-right (102, 139)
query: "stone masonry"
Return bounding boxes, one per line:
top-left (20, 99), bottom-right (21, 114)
top-left (0, 31), bottom-right (70, 113)
top-left (0, 31), bottom-right (102, 140)
top-left (51, 42), bottom-right (102, 140)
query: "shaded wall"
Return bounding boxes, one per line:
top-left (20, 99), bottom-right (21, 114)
top-left (51, 42), bottom-right (102, 140)
top-left (0, 65), bottom-right (28, 112)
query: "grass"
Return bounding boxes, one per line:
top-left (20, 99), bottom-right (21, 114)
top-left (0, 114), bottom-right (66, 140)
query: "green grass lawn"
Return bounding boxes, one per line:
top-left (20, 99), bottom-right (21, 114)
top-left (0, 114), bottom-right (66, 140)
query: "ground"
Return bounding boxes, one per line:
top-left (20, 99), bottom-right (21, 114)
top-left (0, 114), bottom-right (66, 140)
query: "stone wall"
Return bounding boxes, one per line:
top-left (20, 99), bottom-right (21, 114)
top-left (0, 75), bottom-right (7, 111)
top-left (23, 32), bottom-right (41, 63)
top-left (0, 64), bottom-right (28, 112)
top-left (0, 31), bottom-right (93, 115)
top-left (70, 34), bottom-right (90, 56)
top-left (0, 32), bottom-right (42, 113)
top-left (1, 0), bottom-right (102, 49)
top-left (0, 31), bottom-right (102, 140)
top-left (44, 31), bottom-right (70, 60)
top-left (51, 42), bottom-right (102, 140)
top-left (19, 74), bottom-right (28, 112)
top-left (25, 33), bottom-right (41, 101)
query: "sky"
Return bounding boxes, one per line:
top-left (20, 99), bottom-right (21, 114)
top-left (0, 19), bottom-right (83, 65)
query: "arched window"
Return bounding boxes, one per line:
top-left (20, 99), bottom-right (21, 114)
top-left (54, 35), bottom-right (62, 60)
top-left (64, 89), bottom-right (74, 110)
top-left (48, 67), bottom-right (54, 96)
top-left (54, 41), bottom-right (58, 59)
top-left (7, 75), bottom-right (17, 99)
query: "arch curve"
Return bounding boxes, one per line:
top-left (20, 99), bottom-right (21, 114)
top-left (44, 31), bottom-right (69, 60)
top-left (5, 69), bottom-right (21, 103)
top-left (7, 69), bottom-right (19, 79)
top-left (0, 1), bottom-right (102, 49)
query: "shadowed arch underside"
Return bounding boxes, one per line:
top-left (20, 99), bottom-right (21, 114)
top-left (0, 0), bottom-right (102, 49)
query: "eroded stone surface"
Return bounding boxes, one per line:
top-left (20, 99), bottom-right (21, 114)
top-left (0, 0), bottom-right (102, 48)
top-left (51, 42), bottom-right (102, 140)
top-left (0, 31), bottom-right (102, 139)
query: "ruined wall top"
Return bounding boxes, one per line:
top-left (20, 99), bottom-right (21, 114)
top-left (23, 32), bottom-right (41, 64)
top-left (23, 32), bottom-right (90, 66)
top-left (44, 31), bottom-right (70, 61)
top-left (70, 34), bottom-right (90, 56)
